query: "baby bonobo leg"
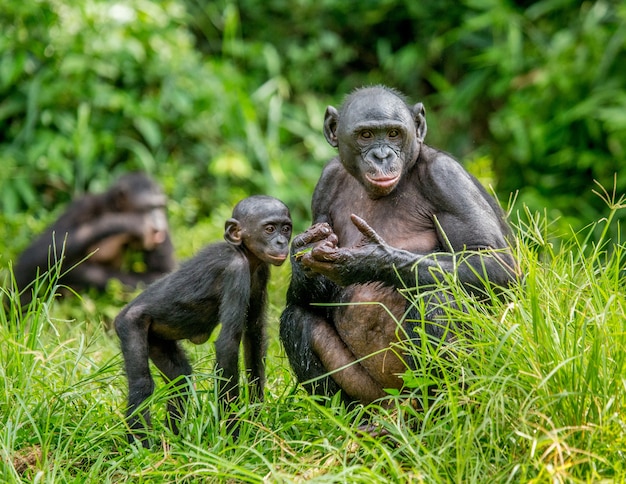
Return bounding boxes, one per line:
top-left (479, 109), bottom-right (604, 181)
top-left (148, 337), bottom-right (193, 436)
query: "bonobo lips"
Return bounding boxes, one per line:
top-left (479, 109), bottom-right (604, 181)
top-left (267, 253), bottom-right (288, 265)
top-left (366, 174), bottom-right (400, 188)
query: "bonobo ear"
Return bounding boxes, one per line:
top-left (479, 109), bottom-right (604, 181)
top-left (323, 106), bottom-right (340, 148)
top-left (412, 102), bottom-right (428, 142)
top-left (224, 218), bottom-right (243, 246)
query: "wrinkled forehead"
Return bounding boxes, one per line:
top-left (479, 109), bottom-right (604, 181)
top-left (341, 90), bottom-right (411, 128)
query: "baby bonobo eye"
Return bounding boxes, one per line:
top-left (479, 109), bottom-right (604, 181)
top-left (265, 225), bottom-right (276, 234)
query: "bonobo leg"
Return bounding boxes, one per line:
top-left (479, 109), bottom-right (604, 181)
top-left (280, 305), bottom-right (342, 398)
top-left (242, 321), bottom-right (266, 402)
top-left (62, 262), bottom-right (166, 293)
top-left (115, 311), bottom-right (154, 446)
top-left (311, 318), bottom-right (388, 404)
top-left (280, 304), bottom-right (386, 403)
top-left (403, 290), bottom-right (463, 352)
top-left (148, 336), bottom-right (193, 436)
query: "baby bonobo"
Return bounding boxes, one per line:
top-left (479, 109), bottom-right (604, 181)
top-left (114, 195), bottom-right (292, 446)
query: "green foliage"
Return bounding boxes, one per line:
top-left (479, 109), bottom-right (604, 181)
top-left (471, 1), bottom-right (626, 235)
top-left (0, 0), bottom-right (331, 223)
top-left (188, 0), bottom-right (626, 236)
top-left (2, 0), bottom-right (625, 238)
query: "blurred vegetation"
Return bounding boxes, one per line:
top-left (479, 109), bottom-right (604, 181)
top-left (1, 0), bottom-right (626, 252)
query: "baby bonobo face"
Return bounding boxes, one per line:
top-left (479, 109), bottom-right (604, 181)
top-left (229, 195), bottom-right (292, 266)
top-left (244, 204), bottom-right (292, 266)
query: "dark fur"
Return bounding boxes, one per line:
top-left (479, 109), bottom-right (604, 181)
top-left (14, 172), bottom-right (175, 305)
top-left (114, 195), bottom-right (292, 446)
top-left (280, 86), bottom-right (518, 404)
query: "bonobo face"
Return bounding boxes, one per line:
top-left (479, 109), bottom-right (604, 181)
top-left (113, 172), bottom-right (170, 250)
top-left (140, 206), bottom-right (169, 249)
top-left (325, 87), bottom-right (426, 199)
top-left (246, 210), bottom-right (293, 266)
top-left (226, 196), bottom-right (293, 266)
top-left (129, 189), bottom-right (169, 250)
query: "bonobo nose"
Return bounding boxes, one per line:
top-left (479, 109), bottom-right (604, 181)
top-left (152, 229), bottom-right (167, 245)
top-left (373, 147), bottom-right (393, 163)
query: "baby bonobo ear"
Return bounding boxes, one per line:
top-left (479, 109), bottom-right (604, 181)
top-left (224, 218), bottom-right (243, 246)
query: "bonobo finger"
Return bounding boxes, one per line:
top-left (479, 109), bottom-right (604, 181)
top-left (350, 214), bottom-right (385, 244)
top-left (310, 240), bottom-right (340, 262)
top-left (301, 247), bottom-right (340, 270)
top-left (294, 235), bottom-right (339, 261)
top-left (293, 223), bottom-right (334, 248)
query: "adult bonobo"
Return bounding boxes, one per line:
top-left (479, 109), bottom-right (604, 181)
top-left (14, 172), bottom-right (175, 305)
top-left (280, 86), bottom-right (517, 405)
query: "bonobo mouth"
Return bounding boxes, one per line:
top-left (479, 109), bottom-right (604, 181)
top-left (366, 174), bottom-right (400, 189)
top-left (267, 253), bottom-right (288, 265)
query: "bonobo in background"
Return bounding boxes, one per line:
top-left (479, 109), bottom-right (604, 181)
top-left (280, 85), bottom-right (518, 405)
top-left (14, 172), bottom-right (175, 306)
top-left (114, 195), bottom-right (292, 447)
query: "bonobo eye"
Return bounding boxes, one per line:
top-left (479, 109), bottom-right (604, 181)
top-left (281, 225), bottom-right (292, 236)
top-left (360, 130), bottom-right (373, 139)
top-left (264, 225), bottom-right (276, 234)
top-left (388, 129), bottom-right (400, 138)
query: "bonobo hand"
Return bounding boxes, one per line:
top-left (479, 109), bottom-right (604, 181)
top-left (292, 223), bottom-right (339, 262)
top-left (300, 214), bottom-right (393, 286)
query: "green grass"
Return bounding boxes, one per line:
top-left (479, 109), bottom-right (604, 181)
top-left (1, 206), bottom-right (625, 483)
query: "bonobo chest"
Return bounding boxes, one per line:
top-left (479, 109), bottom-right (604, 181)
top-left (326, 173), bottom-right (439, 252)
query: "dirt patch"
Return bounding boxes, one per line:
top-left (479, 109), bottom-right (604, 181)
top-left (12, 445), bottom-right (43, 474)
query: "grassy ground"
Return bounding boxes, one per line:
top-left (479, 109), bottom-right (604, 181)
top-left (1, 205), bottom-right (625, 483)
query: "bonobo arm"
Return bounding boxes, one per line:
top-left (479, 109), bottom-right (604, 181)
top-left (300, 215), bottom-right (516, 291)
top-left (300, 155), bottom-right (518, 292)
top-left (242, 264), bottom-right (270, 401)
top-left (69, 212), bottom-right (153, 255)
top-left (15, 212), bottom-right (154, 287)
top-left (285, 223), bottom-right (341, 305)
top-left (214, 256), bottom-right (252, 404)
top-left (25, 212), bottom-right (153, 267)
top-left (143, 232), bottom-right (176, 273)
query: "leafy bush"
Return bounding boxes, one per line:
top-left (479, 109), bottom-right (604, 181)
top-left (468, 1), bottom-right (626, 236)
top-left (0, 0), bottom-right (331, 224)
top-left (2, 0), bottom-right (625, 241)
top-left (187, 0), bottom-right (626, 237)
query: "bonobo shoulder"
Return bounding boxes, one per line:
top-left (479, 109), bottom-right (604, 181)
top-left (418, 145), bottom-right (467, 178)
top-left (318, 157), bottom-right (345, 183)
top-left (312, 157), bottom-right (349, 220)
top-left (417, 145), bottom-right (485, 206)
top-left (176, 243), bottom-right (246, 283)
top-left (192, 242), bottom-right (247, 270)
